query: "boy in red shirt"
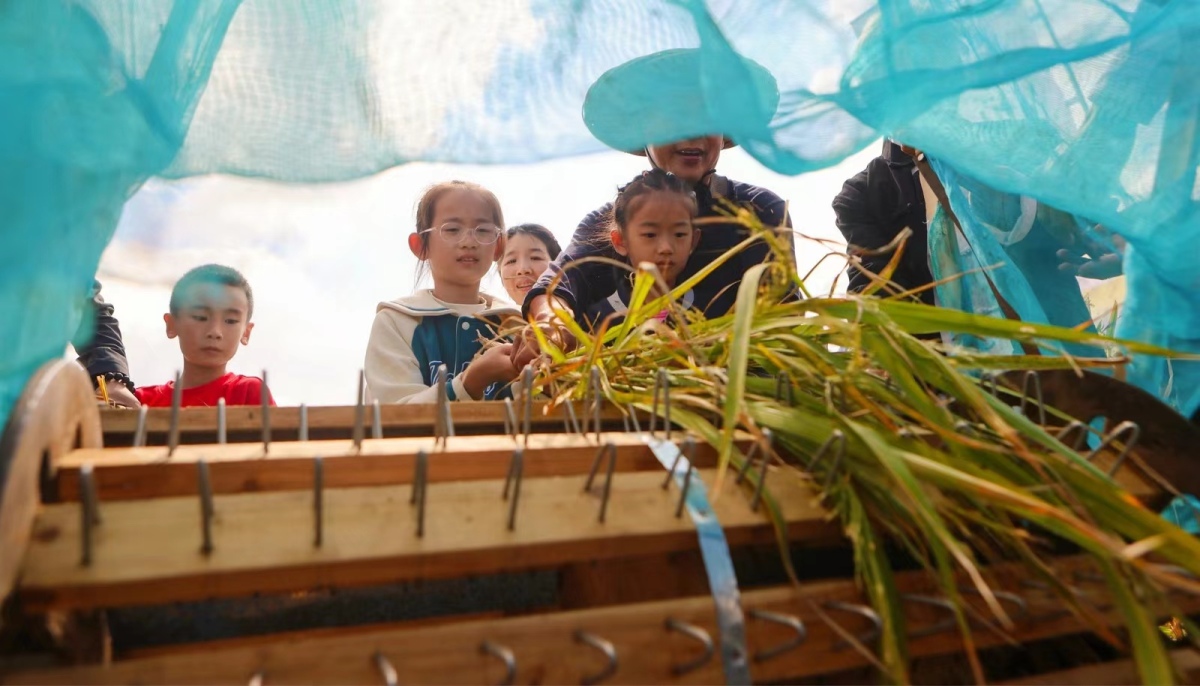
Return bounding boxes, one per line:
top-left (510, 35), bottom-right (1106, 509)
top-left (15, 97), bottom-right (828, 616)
top-left (136, 264), bottom-right (274, 407)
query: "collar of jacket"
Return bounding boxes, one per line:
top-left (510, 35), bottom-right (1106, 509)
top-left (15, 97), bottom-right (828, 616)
top-left (377, 288), bottom-right (519, 319)
top-left (693, 173), bottom-right (731, 213)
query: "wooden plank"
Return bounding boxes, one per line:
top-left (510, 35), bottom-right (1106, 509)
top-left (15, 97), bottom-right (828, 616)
top-left (0, 360), bottom-right (102, 605)
top-left (999, 649), bottom-right (1200, 685)
top-left (11, 557), bottom-right (1199, 685)
top-left (98, 402), bottom-right (634, 446)
top-left (53, 434), bottom-right (748, 501)
top-left (55, 432), bottom-right (1159, 506)
top-left (19, 468), bottom-right (842, 611)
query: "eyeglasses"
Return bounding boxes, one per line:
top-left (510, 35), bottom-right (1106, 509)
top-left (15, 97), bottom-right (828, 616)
top-left (423, 223), bottom-right (503, 245)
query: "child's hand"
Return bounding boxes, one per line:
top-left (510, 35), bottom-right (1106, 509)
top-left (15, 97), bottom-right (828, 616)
top-left (510, 295), bottom-right (577, 369)
top-left (463, 343), bottom-right (518, 400)
top-left (106, 383), bottom-right (141, 408)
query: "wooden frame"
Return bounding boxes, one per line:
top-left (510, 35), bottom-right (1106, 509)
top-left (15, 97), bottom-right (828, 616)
top-left (19, 468), bottom-right (840, 611)
top-left (12, 556), bottom-right (1198, 685)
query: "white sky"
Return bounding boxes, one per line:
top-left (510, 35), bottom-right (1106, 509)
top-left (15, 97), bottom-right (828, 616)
top-left (97, 144), bottom-right (879, 405)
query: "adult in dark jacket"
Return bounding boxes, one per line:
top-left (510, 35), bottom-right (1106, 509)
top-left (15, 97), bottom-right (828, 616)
top-left (515, 49), bottom-right (791, 363)
top-left (75, 280), bottom-right (140, 407)
top-left (832, 140), bottom-right (935, 304)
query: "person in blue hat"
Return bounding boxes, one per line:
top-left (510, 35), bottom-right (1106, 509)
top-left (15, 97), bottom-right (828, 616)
top-left (513, 48), bottom-right (791, 363)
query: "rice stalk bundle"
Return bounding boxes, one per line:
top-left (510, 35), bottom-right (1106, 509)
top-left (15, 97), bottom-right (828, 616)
top-left (527, 209), bottom-right (1200, 684)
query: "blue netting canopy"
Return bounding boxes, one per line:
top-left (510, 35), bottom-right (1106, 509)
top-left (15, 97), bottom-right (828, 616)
top-left (2, 0), bottom-right (1198, 426)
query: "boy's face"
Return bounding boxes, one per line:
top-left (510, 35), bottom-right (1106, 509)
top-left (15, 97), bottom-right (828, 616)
top-left (611, 191), bottom-right (699, 287)
top-left (165, 283), bottom-right (253, 369)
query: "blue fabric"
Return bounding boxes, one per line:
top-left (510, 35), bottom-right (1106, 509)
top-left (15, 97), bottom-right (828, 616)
top-left (3, 0), bottom-right (1199, 428)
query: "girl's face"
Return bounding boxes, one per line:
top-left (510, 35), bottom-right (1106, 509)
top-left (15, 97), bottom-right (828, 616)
top-left (409, 189), bottom-right (502, 291)
top-left (646, 135), bottom-right (724, 185)
top-left (500, 232), bottom-right (552, 304)
top-left (611, 190), bottom-right (699, 287)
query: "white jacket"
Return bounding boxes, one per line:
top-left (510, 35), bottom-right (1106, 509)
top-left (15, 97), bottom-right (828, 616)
top-left (364, 289), bottom-right (518, 404)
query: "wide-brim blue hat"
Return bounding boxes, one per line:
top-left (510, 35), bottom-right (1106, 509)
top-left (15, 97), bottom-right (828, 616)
top-left (583, 48), bottom-right (779, 156)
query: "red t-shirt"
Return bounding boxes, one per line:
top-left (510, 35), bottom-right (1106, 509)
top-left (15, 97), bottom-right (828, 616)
top-left (136, 373), bottom-right (276, 408)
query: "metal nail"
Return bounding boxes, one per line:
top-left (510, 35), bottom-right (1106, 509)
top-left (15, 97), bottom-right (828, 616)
top-left (480, 640), bottom-right (516, 686)
top-left (412, 450), bottom-right (428, 538)
top-left (662, 438), bottom-right (690, 490)
top-left (774, 373), bottom-right (794, 404)
top-left (503, 447), bottom-right (524, 532)
top-left (436, 363), bottom-right (455, 446)
top-left (353, 370), bottom-right (366, 452)
top-left (599, 443), bottom-right (617, 524)
top-left (503, 398), bottom-right (517, 440)
top-left (372, 400), bottom-right (383, 440)
top-left (168, 370), bottom-right (183, 457)
top-left (818, 430), bottom-right (847, 493)
top-left (981, 372), bottom-right (998, 397)
top-left (298, 403), bottom-right (308, 442)
top-left (261, 369), bottom-right (271, 453)
top-left (651, 368), bottom-right (671, 440)
top-left (825, 600), bottom-right (883, 650)
top-left (748, 608), bottom-right (807, 662)
top-left (522, 367), bottom-right (533, 446)
top-left (313, 456), bottom-right (323, 548)
top-left (901, 594), bottom-right (958, 638)
top-left (1020, 371), bottom-right (1046, 425)
top-left (589, 367), bottom-right (602, 442)
top-left (626, 402), bottom-right (642, 435)
top-left (664, 618), bottom-right (714, 675)
top-left (216, 398), bottom-right (227, 445)
top-left (584, 441), bottom-right (616, 493)
top-left (1089, 421), bottom-right (1141, 476)
top-left (574, 630), bottom-right (618, 685)
top-left (1056, 420), bottom-right (1088, 451)
top-left (133, 405), bottom-right (149, 448)
top-left (751, 429), bottom-right (772, 512)
top-left (563, 399), bottom-right (582, 436)
top-left (676, 465), bottom-right (692, 519)
top-left (79, 464), bottom-right (99, 566)
top-left (958, 586), bottom-right (1029, 620)
top-left (735, 441), bottom-right (760, 485)
top-left (373, 651), bottom-right (399, 686)
top-left (197, 459), bottom-right (214, 555)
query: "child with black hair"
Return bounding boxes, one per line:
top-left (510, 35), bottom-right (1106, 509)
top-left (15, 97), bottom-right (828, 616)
top-left (583, 169), bottom-right (701, 331)
top-left (136, 264), bottom-right (273, 407)
top-left (365, 181), bottom-right (520, 403)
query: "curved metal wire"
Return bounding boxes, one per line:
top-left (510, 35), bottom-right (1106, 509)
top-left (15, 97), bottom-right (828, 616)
top-left (480, 640), bottom-right (517, 686)
top-left (748, 608), bottom-right (807, 662)
top-left (574, 630), bottom-right (618, 685)
top-left (664, 618), bottom-right (714, 675)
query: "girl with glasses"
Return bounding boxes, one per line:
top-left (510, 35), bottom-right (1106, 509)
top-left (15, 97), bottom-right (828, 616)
top-left (364, 180), bottom-right (520, 403)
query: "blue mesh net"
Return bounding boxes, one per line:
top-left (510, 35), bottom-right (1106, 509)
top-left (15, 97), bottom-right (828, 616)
top-left (2, 0), bottom-right (1199, 427)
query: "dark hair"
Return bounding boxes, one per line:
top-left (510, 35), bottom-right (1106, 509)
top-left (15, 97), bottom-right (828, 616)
top-left (608, 169), bottom-right (698, 239)
top-left (170, 264), bottom-right (255, 320)
top-left (505, 223), bottom-right (562, 260)
top-left (413, 180), bottom-right (505, 286)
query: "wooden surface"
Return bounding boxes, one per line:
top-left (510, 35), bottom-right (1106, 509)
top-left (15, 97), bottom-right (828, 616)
top-left (11, 556), bottom-right (1199, 685)
top-left (53, 433), bottom-right (747, 501)
top-left (0, 360), bottom-right (102, 605)
top-left (19, 467), bottom-right (841, 611)
top-left (999, 649), bottom-right (1200, 685)
top-left (99, 402), bottom-right (634, 446)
